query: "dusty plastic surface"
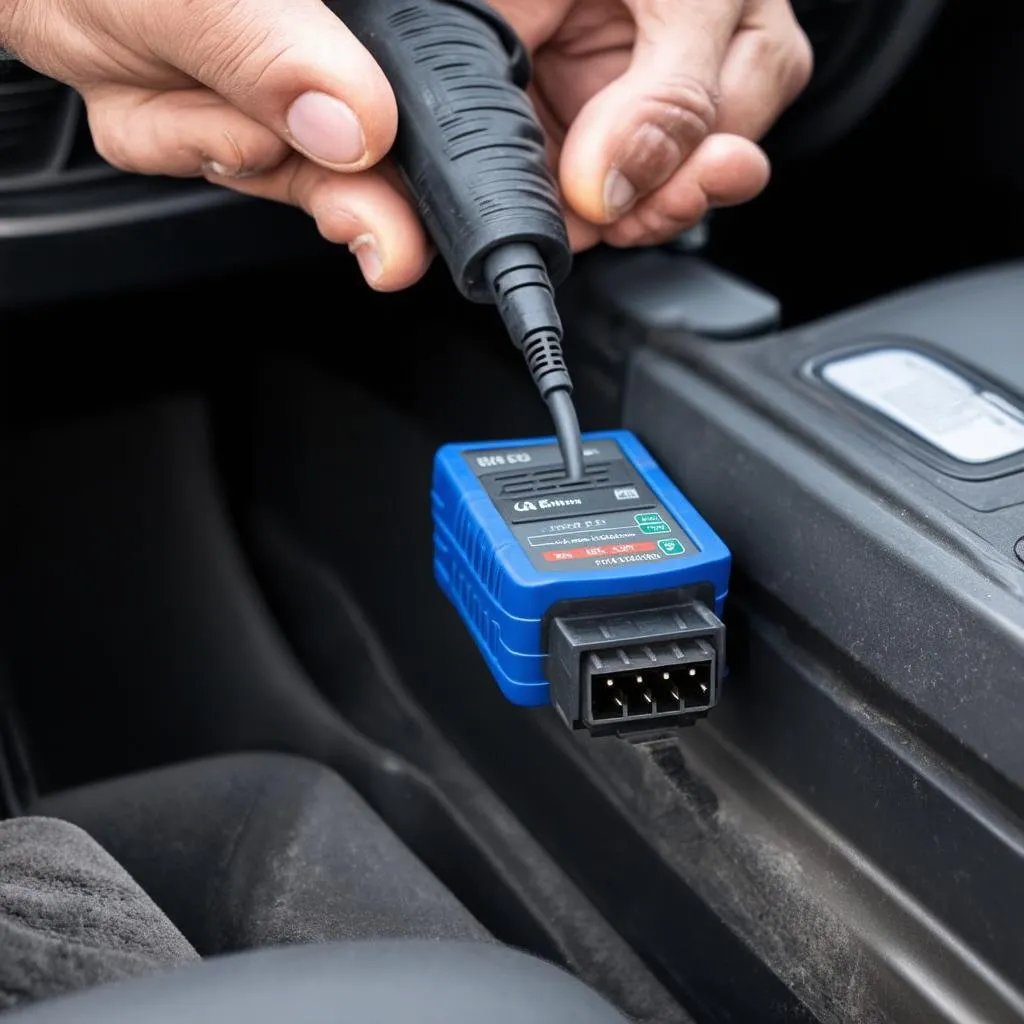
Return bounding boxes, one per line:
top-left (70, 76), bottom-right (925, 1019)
top-left (617, 261), bottom-right (1024, 1022)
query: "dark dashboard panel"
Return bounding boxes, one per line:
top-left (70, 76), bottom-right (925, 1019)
top-left (771, 0), bottom-right (944, 155)
top-left (0, 60), bottom-right (115, 195)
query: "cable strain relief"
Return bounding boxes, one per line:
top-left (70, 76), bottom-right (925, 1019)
top-left (484, 241), bottom-right (571, 393)
top-left (522, 331), bottom-right (572, 398)
top-left (485, 242), bottom-right (561, 337)
top-left (484, 241), bottom-right (582, 480)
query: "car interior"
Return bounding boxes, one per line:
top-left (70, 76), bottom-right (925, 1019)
top-left (2, 0), bottom-right (1023, 1021)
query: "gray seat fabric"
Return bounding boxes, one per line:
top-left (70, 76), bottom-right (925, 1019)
top-left (35, 753), bottom-right (488, 955)
top-left (0, 817), bottom-right (198, 1012)
top-left (5, 940), bottom-right (631, 1023)
top-left (3, 757), bottom-right (626, 1021)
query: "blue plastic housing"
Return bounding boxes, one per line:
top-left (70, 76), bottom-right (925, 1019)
top-left (432, 430), bottom-right (731, 706)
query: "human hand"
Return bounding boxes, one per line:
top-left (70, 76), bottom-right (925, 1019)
top-left (0, 0), bottom-right (811, 289)
top-left (493, 0), bottom-right (813, 251)
top-left (0, 0), bottom-right (429, 288)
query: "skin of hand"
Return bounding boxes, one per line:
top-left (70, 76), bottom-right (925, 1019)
top-left (0, 0), bottom-right (811, 291)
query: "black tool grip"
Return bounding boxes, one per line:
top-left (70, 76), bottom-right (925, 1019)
top-left (335, 0), bottom-right (572, 302)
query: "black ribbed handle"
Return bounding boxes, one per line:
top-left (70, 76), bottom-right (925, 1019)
top-left (336, 0), bottom-right (571, 302)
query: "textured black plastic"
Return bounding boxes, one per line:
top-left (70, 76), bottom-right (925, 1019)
top-left (617, 262), bottom-right (1024, 789)
top-left (485, 243), bottom-right (571, 395)
top-left (338, 0), bottom-right (571, 302)
top-left (581, 249), bottom-right (782, 339)
top-left (600, 261), bottom-right (1024, 1018)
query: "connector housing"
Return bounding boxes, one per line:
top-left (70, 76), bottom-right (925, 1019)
top-left (547, 597), bottom-right (724, 735)
top-left (432, 430), bottom-right (731, 720)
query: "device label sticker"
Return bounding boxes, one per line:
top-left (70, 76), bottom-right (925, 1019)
top-left (543, 541), bottom-right (658, 562)
top-left (513, 508), bottom-right (695, 572)
top-left (497, 484), bottom-right (658, 523)
top-left (465, 439), bottom-right (697, 571)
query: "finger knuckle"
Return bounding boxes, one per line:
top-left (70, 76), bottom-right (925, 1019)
top-left (179, 0), bottom-right (291, 96)
top-left (749, 14), bottom-right (815, 104)
top-left (86, 111), bottom-right (136, 172)
top-left (227, 37), bottom-right (293, 98)
top-left (785, 25), bottom-right (815, 98)
top-left (650, 73), bottom-right (719, 142)
top-left (617, 73), bottom-right (717, 194)
top-left (737, 22), bottom-right (814, 107)
top-left (215, 127), bottom-right (287, 176)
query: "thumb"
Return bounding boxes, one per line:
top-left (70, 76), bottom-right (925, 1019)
top-left (143, 0), bottom-right (397, 170)
top-left (559, 0), bottom-right (743, 224)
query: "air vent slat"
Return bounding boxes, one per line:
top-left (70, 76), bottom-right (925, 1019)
top-left (491, 463), bottom-right (621, 498)
top-left (0, 112), bottom-right (51, 129)
top-left (0, 62), bottom-right (77, 181)
top-left (0, 81), bottom-right (61, 99)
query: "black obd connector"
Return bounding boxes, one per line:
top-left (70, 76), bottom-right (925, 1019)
top-left (547, 597), bottom-right (725, 736)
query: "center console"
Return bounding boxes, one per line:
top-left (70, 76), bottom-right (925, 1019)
top-left (562, 252), bottom-right (1024, 1023)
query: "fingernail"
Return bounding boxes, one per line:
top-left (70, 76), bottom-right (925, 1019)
top-left (203, 160), bottom-right (258, 179)
top-left (603, 168), bottom-right (637, 218)
top-left (349, 233), bottom-right (383, 283)
top-left (203, 160), bottom-right (262, 181)
top-left (286, 91), bottom-right (365, 167)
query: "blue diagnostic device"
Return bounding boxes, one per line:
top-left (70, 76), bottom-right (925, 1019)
top-left (432, 430), bottom-right (731, 734)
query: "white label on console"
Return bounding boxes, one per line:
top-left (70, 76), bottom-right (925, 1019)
top-left (821, 348), bottom-right (1024, 464)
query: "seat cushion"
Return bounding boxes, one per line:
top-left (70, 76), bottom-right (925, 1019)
top-left (5, 940), bottom-right (630, 1024)
top-left (35, 753), bottom-right (488, 954)
top-left (0, 816), bottom-right (198, 1012)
